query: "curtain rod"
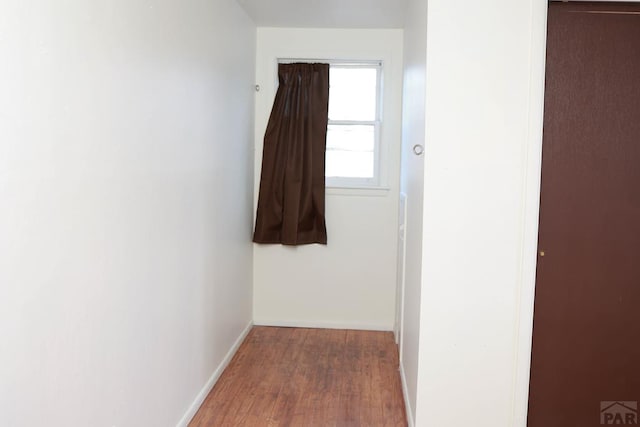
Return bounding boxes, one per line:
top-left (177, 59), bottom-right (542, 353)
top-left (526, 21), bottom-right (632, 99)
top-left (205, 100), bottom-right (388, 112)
top-left (277, 58), bottom-right (383, 67)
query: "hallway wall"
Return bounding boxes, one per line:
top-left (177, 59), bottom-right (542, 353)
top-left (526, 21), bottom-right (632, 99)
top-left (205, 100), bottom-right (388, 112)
top-left (252, 28), bottom-right (404, 331)
top-left (414, 0), bottom-right (545, 425)
top-left (398, 0), bottom-right (428, 423)
top-left (0, 1), bottom-right (255, 426)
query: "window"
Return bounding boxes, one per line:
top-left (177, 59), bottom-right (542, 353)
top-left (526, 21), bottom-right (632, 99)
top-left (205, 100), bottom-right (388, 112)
top-left (277, 59), bottom-right (384, 188)
top-left (326, 63), bottom-right (382, 188)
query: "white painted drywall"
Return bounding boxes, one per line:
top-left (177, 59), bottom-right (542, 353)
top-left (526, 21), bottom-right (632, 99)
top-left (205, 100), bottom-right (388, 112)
top-left (237, 0), bottom-right (408, 29)
top-left (0, 1), bottom-right (255, 426)
top-left (414, 0), bottom-right (546, 426)
top-left (398, 0), bottom-right (428, 424)
top-left (252, 28), bottom-right (404, 331)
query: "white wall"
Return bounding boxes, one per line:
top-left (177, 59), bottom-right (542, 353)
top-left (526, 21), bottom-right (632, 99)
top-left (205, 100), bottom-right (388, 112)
top-left (0, 1), bottom-right (255, 426)
top-left (413, 0), bottom-right (546, 426)
top-left (253, 28), bottom-right (404, 331)
top-left (398, 0), bottom-right (428, 424)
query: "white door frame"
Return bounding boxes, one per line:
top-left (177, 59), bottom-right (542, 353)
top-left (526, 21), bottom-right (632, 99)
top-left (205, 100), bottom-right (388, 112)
top-left (395, 192), bottom-right (408, 358)
top-left (511, 0), bottom-right (547, 421)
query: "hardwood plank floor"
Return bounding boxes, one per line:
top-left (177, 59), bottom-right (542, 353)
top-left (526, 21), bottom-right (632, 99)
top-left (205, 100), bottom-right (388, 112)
top-left (189, 326), bottom-right (407, 427)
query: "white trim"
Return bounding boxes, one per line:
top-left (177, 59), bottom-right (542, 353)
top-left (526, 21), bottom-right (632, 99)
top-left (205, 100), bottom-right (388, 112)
top-left (511, 1), bottom-right (548, 426)
top-left (395, 192), bottom-right (408, 355)
top-left (253, 318), bottom-right (393, 332)
top-left (176, 322), bottom-right (254, 427)
top-left (278, 58), bottom-right (383, 67)
top-left (325, 186), bottom-right (390, 196)
top-left (329, 119), bottom-right (379, 126)
top-left (399, 362), bottom-right (415, 427)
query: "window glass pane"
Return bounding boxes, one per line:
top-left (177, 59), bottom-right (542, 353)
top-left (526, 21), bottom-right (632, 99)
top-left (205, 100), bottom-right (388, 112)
top-left (325, 125), bottom-right (375, 178)
top-left (328, 67), bottom-right (378, 121)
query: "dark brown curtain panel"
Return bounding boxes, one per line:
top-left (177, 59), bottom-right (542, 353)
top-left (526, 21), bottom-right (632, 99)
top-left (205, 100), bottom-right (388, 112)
top-left (253, 63), bottom-right (329, 245)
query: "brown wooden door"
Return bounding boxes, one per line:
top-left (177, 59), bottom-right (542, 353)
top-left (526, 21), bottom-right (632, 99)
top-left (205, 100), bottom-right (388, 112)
top-left (528, 2), bottom-right (640, 426)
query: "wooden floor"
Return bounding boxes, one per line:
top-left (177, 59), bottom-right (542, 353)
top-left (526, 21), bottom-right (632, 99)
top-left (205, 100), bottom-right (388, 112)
top-left (189, 326), bottom-right (407, 427)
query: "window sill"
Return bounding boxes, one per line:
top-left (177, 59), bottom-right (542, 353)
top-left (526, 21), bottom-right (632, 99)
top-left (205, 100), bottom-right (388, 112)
top-left (326, 186), bottom-right (391, 197)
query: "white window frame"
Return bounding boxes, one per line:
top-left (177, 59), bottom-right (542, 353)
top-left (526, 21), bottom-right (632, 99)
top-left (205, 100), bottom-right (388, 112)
top-left (277, 59), bottom-right (384, 189)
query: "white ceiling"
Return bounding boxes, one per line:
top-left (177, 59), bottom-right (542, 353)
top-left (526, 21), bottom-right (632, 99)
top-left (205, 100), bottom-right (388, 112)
top-left (236, 0), bottom-right (408, 29)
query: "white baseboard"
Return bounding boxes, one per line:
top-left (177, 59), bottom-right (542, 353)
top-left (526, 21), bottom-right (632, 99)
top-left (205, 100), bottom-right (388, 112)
top-left (176, 321), bottom-right (253, 427)
top-left (399, 362), bottom-right (415, 427)
top-left (253, 318), bottom-right (393, 332)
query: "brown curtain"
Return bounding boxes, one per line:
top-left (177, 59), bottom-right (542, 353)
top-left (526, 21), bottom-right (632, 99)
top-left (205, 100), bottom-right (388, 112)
top-left (253, 63), bottom-right (329, 245)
